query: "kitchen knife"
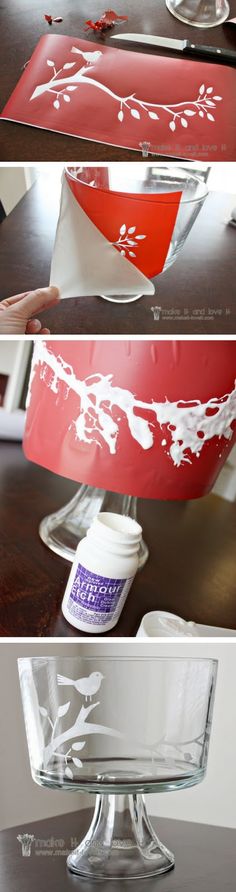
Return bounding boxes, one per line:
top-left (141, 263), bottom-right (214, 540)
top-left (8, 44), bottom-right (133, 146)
top-left (110, 33), bottom-right (236, 64)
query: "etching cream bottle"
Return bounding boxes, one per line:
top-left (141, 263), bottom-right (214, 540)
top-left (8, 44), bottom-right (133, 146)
top-left (61, 512), bottom-right (142, 633)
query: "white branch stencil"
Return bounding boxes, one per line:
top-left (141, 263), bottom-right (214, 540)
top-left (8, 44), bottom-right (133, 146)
top-left (28, 342), bottom-right (236, 469)
top-left (113, 224), bottom-right (146, 259)
top-left (29, 47), bottom-right (222, 135)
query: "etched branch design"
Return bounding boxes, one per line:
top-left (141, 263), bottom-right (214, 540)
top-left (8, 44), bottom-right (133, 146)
top-left (38, 670), bottom-right (209, 782)
top-left (40, 673), bottom-right (124, 774)
top-left (153, 730), bottom-right (207, 768)
top-left (29, 47), bottom-right (222, 134)
top-left (113, 223), bottom-right (146, 258)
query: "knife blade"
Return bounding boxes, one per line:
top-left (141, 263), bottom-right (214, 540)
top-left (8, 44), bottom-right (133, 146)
top-left (110, 33), bottom-right (236, 64)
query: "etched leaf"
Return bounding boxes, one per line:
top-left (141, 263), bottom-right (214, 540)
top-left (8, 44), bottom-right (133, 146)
top-left (118, 110), bottom-right (124, 122)
top-left (63, 94), bottom-right (70, 103)
top-left (47, 60), bottom-right (55, 67)
top-left (131, 109), bottom-right (140, 119)
top-left (127, 240), bottom-right (136, 246)
top-left (136, 234), bottom-right (146, 240)
top-left (148, 111), bottom-right (159, 120)
top-left (72, 757), bottom-right (83, 768)
top-left (53, 100), bottom-right (60, 110)
top-left (67, 86), bottom-right (77, 92)
top-left (205, 100), bottom-right (215, 107)
top-left (39, 706), bottom-right (48, 717)
top-left (129, 251), bottom-right (136, 257)
top-left (181, 117), bottom-right (188, 128)
top-left (184, 109), bottom-right (196, 116)
top-left (213, 95), bottom-right (222, 101)
top-left (58, 701), bottom-right (70, 717)
top-left (65, 766), bottom-right (73, 780)
top-left (121, 250), bottom-right (125, 256)
top-left (199, 84), bottom-right (205, 95)
top-left (120, 224), bottom-right (126, 236)
top-left (63, 62), bottom-right (76, 69)
top-left (206, 87), bottom-right (213, 94)
top-left (199, 110), bottom-right (204, 118)
top-left (72, 741), bottom-right (86, 751)
top-left (128, 227), bottom-right (136, 234)
top-left (207, 113), bottom-right (215, 122)
top-left (169, 120), bottom-right (176, 132)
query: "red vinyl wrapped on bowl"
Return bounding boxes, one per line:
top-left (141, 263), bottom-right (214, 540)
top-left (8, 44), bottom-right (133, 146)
top-left (23, 340), bottom-right (236, 500)
top-left (65, 166), bottom-right (182, 279)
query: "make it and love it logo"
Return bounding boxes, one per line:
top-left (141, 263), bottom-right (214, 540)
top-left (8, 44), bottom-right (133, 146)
top-left (17, 832), bottom-right (76, 857)
top-left (151, 306), bottom-right (162, 321)
top-left (17, 833), bottom-right (35, 857)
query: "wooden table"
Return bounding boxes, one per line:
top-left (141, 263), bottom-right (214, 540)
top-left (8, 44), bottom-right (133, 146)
top-left (1, 0), bottom-right (236, 162)
top-left (1, 173), bottom-right (235, 334)
top-left (1, 440), bottom-right (236, 637)
top-left (1, 809), bottom-right (236, 891)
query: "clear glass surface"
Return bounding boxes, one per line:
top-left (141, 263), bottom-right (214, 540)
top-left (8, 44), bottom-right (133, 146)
top-left (67, 792), bottom-right (175, 878)
top-left (18, 656), bottom-right (217, 878)
top-left (66, 164), bottom-right (208, 303)
top-left (166, 0), bottom-right (230, 27)
top-left (39, 486), bottom-right (149, 568)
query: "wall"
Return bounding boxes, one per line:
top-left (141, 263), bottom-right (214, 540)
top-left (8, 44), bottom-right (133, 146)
top-left (0, 168), bottom-right (36, 216)
top-left (208, 162), bottom-right (236, 192)
top-left (0, 643), bottom-right (88, 831)
top-left (0, 641), bottom-right (235, 831)
top-left (0, 343), bottom-right (19, 376)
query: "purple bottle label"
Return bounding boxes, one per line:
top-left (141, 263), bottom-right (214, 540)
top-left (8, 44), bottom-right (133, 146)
top-left (67, 562), bottom-right (133, 626)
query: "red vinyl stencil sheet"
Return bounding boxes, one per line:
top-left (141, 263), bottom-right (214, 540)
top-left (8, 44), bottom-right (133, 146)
top-left (1, 35), bottom-right (236, 159)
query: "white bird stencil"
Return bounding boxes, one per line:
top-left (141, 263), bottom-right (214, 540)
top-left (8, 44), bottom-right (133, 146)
top-left (71, 47), bottom-right (102, 65)
top-left (57, 671), bottom-right (104, 702)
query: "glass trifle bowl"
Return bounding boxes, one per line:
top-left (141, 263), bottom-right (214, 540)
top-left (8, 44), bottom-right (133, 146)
top-left (18, 656), bottom-right (217, 880)
top-left (64, 164), bottom-right (208, 303)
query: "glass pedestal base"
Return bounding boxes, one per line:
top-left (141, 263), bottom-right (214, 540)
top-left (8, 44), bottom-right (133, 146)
top-left (166, 0), bottom-right (230, 27)
top-left (39, 485), bottom-right (149, 569)
top-left (100, 293), bottom-right (143, 303)
top-left (67, 793), bottom-right (175, 879)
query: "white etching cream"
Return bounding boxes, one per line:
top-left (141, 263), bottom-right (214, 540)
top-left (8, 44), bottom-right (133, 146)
top-left (28, 342), bottom-right (236, 468)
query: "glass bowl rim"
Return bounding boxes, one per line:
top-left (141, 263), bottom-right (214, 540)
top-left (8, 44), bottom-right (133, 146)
top-left (17, 656), bottom-right (218, 666)
top-left (64, 164), bottom-right (209, 205)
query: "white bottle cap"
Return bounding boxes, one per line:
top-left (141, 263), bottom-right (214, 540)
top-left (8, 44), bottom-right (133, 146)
top-left (136, 610), bottom-right (198, 638)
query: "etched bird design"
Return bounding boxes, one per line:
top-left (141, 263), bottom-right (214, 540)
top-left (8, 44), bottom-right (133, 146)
top-left (57, 671), bottom-right (104, 701)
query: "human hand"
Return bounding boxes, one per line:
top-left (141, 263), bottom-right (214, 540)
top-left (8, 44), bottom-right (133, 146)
top-left (0, 286), bottom-right (60, 335)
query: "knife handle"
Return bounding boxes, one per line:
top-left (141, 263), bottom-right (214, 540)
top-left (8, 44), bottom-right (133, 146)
top-left (185, 40), bottom-right (236, 65)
